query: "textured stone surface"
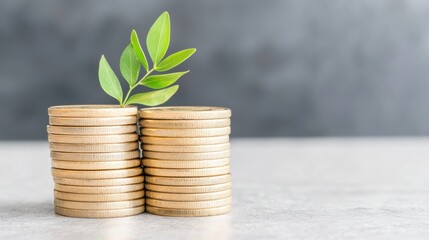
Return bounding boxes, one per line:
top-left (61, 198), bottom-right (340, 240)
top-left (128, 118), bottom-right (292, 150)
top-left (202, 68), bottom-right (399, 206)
top-left (1, 138), bottom-right (429, 239)
top-left (3, 1), bottom-right (429, 139)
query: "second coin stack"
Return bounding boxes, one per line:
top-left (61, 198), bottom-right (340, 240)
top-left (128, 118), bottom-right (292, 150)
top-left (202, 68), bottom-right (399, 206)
top-left (140, 106), bottom-right (232, 217)
top-left (47, 105), bottom-right (144, 218)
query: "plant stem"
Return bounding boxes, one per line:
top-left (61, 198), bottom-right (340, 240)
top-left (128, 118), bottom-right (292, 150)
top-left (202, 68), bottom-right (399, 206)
top-left (122, 89), bottom-right (132, 107)
top-left (122, 68), bottom-right (155, 106)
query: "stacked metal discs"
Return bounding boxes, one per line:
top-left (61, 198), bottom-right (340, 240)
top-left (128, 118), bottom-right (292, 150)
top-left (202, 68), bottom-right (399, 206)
top-left (47, 105), bottom-right (144, 218)
top-left (140, 106), bottom-right (232, 217)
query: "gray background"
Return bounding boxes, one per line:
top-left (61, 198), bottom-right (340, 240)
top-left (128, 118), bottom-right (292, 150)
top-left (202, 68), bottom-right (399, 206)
top-left (1, 0), bottom-right (429, 139)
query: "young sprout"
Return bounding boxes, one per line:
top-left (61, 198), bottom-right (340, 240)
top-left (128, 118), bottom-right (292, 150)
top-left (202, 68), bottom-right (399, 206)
top-left (98, 12), bottom-right (196, 106)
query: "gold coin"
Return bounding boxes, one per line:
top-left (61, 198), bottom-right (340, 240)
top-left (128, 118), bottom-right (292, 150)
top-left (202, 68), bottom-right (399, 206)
top-left (144, 165), bottom-right (230, 177)
top-left (51, 159), bottom-right (141, 170)
top-left (54, 198), bottom-right (145, 210)
top-left (53, 176), bottom-right (144, 186)
top-left (48, 133), bottom-right (138, 144)
top-left (146, 196), bottom-right (231, 209)
top-left (146, 189), bottom-right (231, 201)
top-left (142, 158), bottom-right (229, 169)
top-left (139, 118), bottom-right (230, 129)
top-left (49, 116), bottom-right (137, 126)
top-left (146, 205), bottom-right (230, 217)
top-left (142, 143), bottom-right (230, 153)
top-left (47, 125), bottom-right (137, 135)
top-left (49, 142), bottom-right (139, 153)
top-left (145, 174), bottom-right (231, 186)
top-left (143, 150), bottom-right (230, 160)
top-left (54, 190), bottom-right (145, 202)
top-left (50, 150), bottom-right (140, 161)
top-left (55, 205), bottom-right (144, 218)
top-left (140, 135), bottom-right (229, 146)
top-left (54, 183), bottom-right (143, 194)
top-left (145, 182), bottom-right (232, 193)
top-left (51, 167), bottom-right (142, 179)
top-left (139, 106), bottom-right (231, 120)
top-left (48, 105), bottom-right (137, 117)
top-left (141, 127), bottom-right (230, 137)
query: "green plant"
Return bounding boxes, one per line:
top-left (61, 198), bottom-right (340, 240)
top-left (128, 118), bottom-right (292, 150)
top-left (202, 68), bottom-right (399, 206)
top-left (98, 11), bottom-right (196, 106)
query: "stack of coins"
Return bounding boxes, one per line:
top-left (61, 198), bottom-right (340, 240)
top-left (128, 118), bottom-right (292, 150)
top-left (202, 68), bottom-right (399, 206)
top-left (139, 106), bottom-right (232, 217)
top-left (47, 105), bottom-right (144, 218)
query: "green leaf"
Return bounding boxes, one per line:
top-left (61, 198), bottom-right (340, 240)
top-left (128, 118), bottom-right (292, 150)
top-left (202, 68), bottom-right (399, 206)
top-left (146, 11), bottom-right (170, 66)
top-left (141, 71), bottom-right (189, 89)
top-left (126, 85), bottom-right (179, 106)
top-left (98, 55), bottom-right (123, 104)
top-left (156, 48), bottom-right (196, 72)
top-left (120, 43), bottom-right (141, 86)
top-left (130, 30), bottom-right (149, 71)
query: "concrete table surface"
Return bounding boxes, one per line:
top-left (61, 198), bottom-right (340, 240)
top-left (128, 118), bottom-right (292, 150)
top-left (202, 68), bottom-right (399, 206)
top-left (1, 138), bottom-right (429, 239)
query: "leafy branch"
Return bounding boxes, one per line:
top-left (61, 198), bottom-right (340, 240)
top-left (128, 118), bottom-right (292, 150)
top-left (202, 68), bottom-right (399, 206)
top-left (98, 12), bottom-right (196, 106)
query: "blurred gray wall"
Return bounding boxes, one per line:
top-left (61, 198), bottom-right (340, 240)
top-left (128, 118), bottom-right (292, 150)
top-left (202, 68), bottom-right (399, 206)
top-left (1, 0), bottom-right (429, 139)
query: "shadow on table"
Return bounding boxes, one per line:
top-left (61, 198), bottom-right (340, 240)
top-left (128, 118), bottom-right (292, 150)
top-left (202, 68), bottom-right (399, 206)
top-left (1, 201), bottom-right (235, 240)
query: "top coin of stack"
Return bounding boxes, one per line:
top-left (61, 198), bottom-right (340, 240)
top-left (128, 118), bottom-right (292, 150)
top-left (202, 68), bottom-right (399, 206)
top-left (47, 105), bottom-right (144, 218)
top-left (140, 106), bottom-right (232, 217)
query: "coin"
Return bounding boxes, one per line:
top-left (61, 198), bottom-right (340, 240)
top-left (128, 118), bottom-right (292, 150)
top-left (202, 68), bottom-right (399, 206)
top-left (50, 150), bottom-right (140, 161)
top-left (146, 205), bottom-right (230, 217)
top-left (48, 105), bottom-right (137, 117)
top-left (54, 183), bottom-right (143, 194)
top-left (143, 150), bottom-right (230, 160)
top-left (55, 205), bottom-right (144, 218)
top-left (51, 167), bottom-right (142, 179)
top-left (142, 143), bottom-right (230, 153)
top-left (51, 159), bottom-right (141, 170)
top-left (140, 135), bottom-right (229, 146)
top-left (142, 158), bottom-right (229, 169)
top-left (48, 133), bottom-right (138, 144)
top-left (145, 174), bottom-right (231, 186)
top-left (145, 182), bottom-right (232, 193)
top-left (141, 127), bottom-right (230, 137)
top-left (53, 176), bottom-right (144, 186)
top-left (146, 189), bottom-right (231, 201)
top-left (146, 196), bottom-right (231, 209)
top-left (139, 106), bottom-right (231, 120)
top-left (54, 190), bottom-right (145, 202)
top-left (144, 166), bottom-right (230, 177)
top-left (49, 142), bottom-right (139, 153)
top-left (54, 198), bottom-right (145, 210)
top-left (47, 125), bottom-right (137, 135)
top-left (139, 118), bottom-right (230, 129)
top-left (49, 116), bottom-right (137, 126)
